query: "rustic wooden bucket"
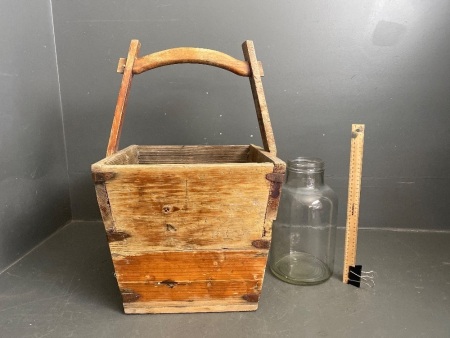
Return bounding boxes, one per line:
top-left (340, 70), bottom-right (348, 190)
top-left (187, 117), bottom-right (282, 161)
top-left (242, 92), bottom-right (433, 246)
top-left (91, 40), bottom-right (285, 314)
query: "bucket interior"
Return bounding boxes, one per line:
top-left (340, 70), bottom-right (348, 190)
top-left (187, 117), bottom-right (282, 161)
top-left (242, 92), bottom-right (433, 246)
top-left (102, 145), bottom-right (273, 165)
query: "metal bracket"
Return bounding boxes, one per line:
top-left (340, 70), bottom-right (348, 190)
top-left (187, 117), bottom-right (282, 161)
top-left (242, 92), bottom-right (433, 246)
top-left (92, 172), bottom-right (116, 184)
top-left (265, 172), bottom-right (285, 198)
top-left (265, 172), bottom-right (285, 183)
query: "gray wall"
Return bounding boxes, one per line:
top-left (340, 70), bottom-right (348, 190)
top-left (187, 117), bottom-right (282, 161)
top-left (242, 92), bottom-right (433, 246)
top-left (53, 1), bottom-right (450, 229)
top-left (0, 0), bottom-right (71, 270)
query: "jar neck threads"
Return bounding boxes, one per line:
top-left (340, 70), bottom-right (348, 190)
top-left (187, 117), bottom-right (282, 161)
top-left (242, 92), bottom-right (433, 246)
top-left (286, 157), bottom-right (325, 187)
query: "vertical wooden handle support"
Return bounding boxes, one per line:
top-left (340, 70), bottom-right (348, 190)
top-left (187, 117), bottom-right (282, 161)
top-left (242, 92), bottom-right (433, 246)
top-left (106, 40), bottom-right (141, 156)
top-left (242, 41), bottom-right (277, 155)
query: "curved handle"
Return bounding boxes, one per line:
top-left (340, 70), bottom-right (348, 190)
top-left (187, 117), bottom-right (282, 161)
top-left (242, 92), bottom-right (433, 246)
top-left (117, 47), bottom-right (264, 77)
top-left (107, 40), bottom-right (276, 156)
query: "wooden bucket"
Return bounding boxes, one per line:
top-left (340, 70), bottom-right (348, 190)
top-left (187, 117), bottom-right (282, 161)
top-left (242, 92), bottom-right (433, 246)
top-left (91, 40), bottom-right (285, 314)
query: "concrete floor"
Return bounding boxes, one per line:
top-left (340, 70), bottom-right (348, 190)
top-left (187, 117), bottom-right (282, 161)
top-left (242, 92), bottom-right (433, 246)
top-left (0, 221), bottom-right (449, 337)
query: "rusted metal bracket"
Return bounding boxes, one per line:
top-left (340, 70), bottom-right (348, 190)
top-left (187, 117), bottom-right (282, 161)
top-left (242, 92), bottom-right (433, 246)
top-left (106, 229), bottom-right (131, 242)
top-left (265, 172), bottom-right (285, 183)
top-left (242, 293), bottom-right (260, 303)
top-left (265, 172), bottom-right (285, 199)
top-left (121, 289), bottom-right (141, 303)
top-left (92, 172), bottom-right (116, 184)
top-left (252, 239), bottom-right (270, 249)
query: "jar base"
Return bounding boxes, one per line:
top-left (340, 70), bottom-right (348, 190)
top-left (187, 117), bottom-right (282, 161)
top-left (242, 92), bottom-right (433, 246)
top-left (270, 252), bottom-right (332, 285)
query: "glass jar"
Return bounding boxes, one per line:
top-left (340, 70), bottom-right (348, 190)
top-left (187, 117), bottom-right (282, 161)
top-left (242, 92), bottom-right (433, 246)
top-left (269, 157), bottom-right (338, 285)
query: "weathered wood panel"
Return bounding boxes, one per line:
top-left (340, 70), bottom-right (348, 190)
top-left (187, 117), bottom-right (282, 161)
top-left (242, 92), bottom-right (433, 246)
top-left (104, 164), bottom-right (273, 251)
top-left (119, 281), bottom-right (261, 304)
top-left (137, 145), bottom-right (251, 164)
top-left (115, 250), bottom-right (265, 313)
top-left (123, 300), bottom-right (258, 314)
top-left (113, 250), bottom-right (267, 283)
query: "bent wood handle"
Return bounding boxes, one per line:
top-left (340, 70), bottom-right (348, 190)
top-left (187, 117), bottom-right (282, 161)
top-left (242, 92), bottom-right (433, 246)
top-left (107, 39), bottom-right (276, 156)
top-left (117, 48), bottom-right (264, 77)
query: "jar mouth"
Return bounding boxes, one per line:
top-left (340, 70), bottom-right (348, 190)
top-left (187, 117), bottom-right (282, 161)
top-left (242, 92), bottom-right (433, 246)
top-left (287, 157), bottom-right (324, 173)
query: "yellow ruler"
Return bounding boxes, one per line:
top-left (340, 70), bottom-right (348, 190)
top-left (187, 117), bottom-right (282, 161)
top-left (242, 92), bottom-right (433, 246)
top-left (343, 124), bottom-right (365, 285)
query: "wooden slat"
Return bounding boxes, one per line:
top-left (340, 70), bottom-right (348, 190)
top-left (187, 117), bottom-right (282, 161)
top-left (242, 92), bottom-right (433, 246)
top-left (94, 145), bottom-right (278, 167)
top-left (124, 300), bottom-right (258, 314)
top-left (114, 250), bottom-right (265, 313)
top-left (108, 215), bottom-right (265, 252)
top-left (137, 145), bottom-right (251, 164)
top-left (103, 164), bottom-right (273, 251)
top-left (106, 40), bottom-right (141, 156)
top-left (242, 41), bottom-right (277, 155)
top-left (99, 145), bottom-right (253, 166)
top-left (119, 281), bottom-right (260, 304)
top-left (102, 145), bottom-right (139, 165)
top-left (113, 250), bottom-right (267, 283)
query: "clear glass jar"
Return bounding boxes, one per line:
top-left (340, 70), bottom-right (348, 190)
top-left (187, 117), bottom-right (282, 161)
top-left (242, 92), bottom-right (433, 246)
top-left (269, 157), bottom-right (338, 285)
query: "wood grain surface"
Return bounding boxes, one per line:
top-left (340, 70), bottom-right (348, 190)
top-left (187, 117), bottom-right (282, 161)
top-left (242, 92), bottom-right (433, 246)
top-left (94, 39), bottom-right (285, 313)
top-left (104, 163), bottom-right (273, 251)
top-left (92, 144), bottom-right (285, 313)
top-left (117, 47), bottom-right (264, 76)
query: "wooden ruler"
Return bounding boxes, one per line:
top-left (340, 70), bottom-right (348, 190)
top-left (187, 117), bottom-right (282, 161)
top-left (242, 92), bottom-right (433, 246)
top-left (343, 124), bottom-right (365, 284)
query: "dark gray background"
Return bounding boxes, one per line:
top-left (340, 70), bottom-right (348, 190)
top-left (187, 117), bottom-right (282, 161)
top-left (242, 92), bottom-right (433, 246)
top-left (1, 0), bottom-right (449, 270)
top-left (0, 0), bottom-right (71, 271)
top-left (52, 0), bottom-right (450, 228)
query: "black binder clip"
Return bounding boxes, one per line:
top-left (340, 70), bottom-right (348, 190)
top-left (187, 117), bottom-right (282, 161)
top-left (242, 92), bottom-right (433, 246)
top-left (347, 265), bottom-right (375, 288)
top-left (347, 265), bottom-right (362, 287)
